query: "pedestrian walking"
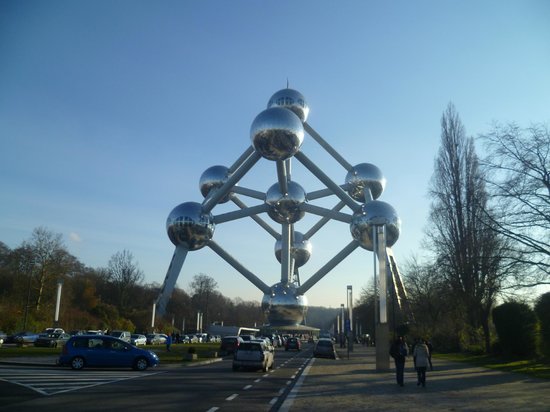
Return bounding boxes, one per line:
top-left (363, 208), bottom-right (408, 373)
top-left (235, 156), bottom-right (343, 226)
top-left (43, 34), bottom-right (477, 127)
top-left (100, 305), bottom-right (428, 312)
top-left (166, 333), bottom-right (172, 351)
top-left (389, 336), bottom-right (408, 386)
top-left (413, 338), bottom-right (430, 387)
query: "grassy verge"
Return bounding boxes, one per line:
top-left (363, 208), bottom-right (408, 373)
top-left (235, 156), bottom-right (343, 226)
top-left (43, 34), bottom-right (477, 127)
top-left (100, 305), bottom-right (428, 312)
top-left (435, 353), bottom-right (550, 380)
top-left (0, 343), bottom-right (222, 364)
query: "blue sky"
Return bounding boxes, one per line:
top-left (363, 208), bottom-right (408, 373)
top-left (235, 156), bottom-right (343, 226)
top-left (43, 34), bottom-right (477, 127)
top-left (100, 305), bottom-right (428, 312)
top-left (1, 1), bottom-right (549, 308)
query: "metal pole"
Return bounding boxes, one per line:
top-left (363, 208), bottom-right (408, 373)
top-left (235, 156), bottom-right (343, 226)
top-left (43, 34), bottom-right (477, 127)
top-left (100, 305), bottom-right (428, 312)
top-left (151, 302), bottom-right (156, 330)
top-left (54, 279), bottom-right (63, 326)
top-left (340, 303), bottom-right (345, 348)
top-left (347, 285), bottom-right (354, 351)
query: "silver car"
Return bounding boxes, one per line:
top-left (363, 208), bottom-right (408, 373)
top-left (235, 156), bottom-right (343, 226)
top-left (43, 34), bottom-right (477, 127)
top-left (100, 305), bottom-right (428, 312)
top-left (313, 338), bottom-right (336, 359)
top-left (232, 341), bottom-right (274, 372)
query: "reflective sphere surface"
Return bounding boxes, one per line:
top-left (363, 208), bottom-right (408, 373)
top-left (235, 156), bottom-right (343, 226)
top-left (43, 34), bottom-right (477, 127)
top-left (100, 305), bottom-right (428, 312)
top-left (250, 107), bottom-right (304, 161)
top-left (345, 163), bottom-right (386, 201)
top-left (166, 202), bottom-right (215, 250)
top-left (199, 165), bottom-right (232, 203)
top-left (265, 181), bottom-right (306, 223)
top-left (261, 282), bottom-right (308, 326)
top-left (274, 231), bottom-right (312, 268)
top-left (267, 88), bottom-right (310, 122)
top-left (350, 200), bottom-right (400, 250)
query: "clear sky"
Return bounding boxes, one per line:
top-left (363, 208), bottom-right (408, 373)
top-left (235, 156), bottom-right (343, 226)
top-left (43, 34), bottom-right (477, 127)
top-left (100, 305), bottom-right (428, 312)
top-left (1, 1), bottom-right (549, 308)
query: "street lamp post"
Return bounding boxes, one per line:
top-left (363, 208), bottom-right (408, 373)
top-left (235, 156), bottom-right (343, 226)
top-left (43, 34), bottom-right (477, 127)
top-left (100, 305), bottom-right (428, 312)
top-left (54, 279), bottom-right (64, 327)
top-left (347, 285), bottom-right (354, 352)
top-left (340, 303), bottom-right (345, 348)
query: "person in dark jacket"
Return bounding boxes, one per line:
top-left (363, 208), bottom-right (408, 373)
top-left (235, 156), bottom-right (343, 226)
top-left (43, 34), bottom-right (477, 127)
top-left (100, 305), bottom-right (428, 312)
top-left (390, 336), bottom-right (409, 386)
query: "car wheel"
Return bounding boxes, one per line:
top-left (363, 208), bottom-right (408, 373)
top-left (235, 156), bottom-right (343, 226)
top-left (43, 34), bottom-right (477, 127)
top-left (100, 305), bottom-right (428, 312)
top-left (71, 356), bottom-right (85, 370)
top-left (134, 357), bottom-right (148, 371)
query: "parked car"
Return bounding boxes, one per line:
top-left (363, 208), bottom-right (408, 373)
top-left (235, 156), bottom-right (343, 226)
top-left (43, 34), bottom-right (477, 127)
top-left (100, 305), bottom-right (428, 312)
top-left (12, 331), bottom-right (40, 345)
top-left (185, 334), bottom-right (198, 344)
top-left (285, 337), bottom-right (301, 351)
top-left (130, 334), bottom-right (147, 346)
top-left (232, 341), bottom-right (274, 372)
top-left (108, 330), bottom-right (131, 342)
top-left (219, 336), bottom-right (243, 355)
top-left (313, 338), bottom-right (336, 359)
top-left (86, 330), bottom-right (103, 335)
top-left (146, 333), bottom-right (166, 345)
top-left (34, 332), bottom-right (71, 348)
top-left (58, 335), bottom-right (159, 371)
top-left (0, 331), bottom-right (7, 346)
top-left (43, 327), bottom-right (65, 334)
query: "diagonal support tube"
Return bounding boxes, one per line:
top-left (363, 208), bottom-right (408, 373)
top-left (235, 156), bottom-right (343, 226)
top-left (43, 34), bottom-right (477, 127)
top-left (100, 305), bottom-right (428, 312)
top-left (155, 246), bottom-right (189, 317)
top-left (304, 201), bottom-right (346, 239)
top-left (304, 122), bottom-right (353, 171)
top-left (208, 240), bottom-right (271, 294)
top-left (213, 204), bottom-right (269, 224)
top-left (301, 203), bottom-right (351, 223)
top-left (295, 151), bottom-right (359, 212)
top-left (231, 196), bottom-right (280, 239)
top-left (202, 150), bottom-right (261, 213)
top-left (297, 240), bottom-right (360, 295)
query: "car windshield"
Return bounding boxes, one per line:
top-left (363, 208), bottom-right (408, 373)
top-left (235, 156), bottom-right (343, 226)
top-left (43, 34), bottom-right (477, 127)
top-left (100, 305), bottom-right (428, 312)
top-left (317, 341), bottom-right (332, 347)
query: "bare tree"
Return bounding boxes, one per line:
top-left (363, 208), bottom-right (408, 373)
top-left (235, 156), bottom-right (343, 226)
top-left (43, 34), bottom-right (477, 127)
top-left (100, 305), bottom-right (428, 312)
top-left (427, 104), bottom-right (507, 352)
top-left (189, 273), bottom-right (218, 328)
top-left (107, 250), bottom-right (144, 310)
top-left (23, 227), bottom-right (76, 311)
top-left (480, 123), bottom-right (550, 286)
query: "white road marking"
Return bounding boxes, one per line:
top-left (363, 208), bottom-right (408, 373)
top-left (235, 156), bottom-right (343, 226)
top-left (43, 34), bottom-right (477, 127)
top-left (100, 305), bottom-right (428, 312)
top-left (226, 393), bottom-right (238, 401)
top-left (279, 357), bottom-right (315, 412)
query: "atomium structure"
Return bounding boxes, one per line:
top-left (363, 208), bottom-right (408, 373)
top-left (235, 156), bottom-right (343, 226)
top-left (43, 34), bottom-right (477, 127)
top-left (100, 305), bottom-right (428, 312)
top-left (155, 88), bottom-right (410, 330)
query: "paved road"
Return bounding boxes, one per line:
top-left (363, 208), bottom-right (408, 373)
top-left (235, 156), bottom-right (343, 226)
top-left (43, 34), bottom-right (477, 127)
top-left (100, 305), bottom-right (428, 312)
top-left (2, 345), bottom-right (549, 411)
top-left (284, 345), bottom-right (550, 412)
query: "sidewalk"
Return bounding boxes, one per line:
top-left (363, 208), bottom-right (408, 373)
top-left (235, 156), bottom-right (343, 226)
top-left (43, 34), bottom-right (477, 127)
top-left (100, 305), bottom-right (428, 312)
top-left (286, 345), bottom-right (550, 412)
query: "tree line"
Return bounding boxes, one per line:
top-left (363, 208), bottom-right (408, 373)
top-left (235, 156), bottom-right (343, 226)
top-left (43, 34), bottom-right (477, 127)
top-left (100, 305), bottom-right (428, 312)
top-left (0, 229), bottom-right (265, 334)
top-left (355, 106), bottom-right (549, 356)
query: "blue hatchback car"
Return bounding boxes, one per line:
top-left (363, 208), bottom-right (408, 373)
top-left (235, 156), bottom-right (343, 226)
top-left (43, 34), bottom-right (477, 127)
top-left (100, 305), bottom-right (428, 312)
top-left (58, 335), bottom-right (159, 371)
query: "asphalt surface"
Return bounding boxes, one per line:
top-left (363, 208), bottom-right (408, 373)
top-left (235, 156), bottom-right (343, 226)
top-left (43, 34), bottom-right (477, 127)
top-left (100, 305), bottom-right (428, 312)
top-left (2, 346), bottom-right (549, 411)
top-left (284, 345), bottom-right (550, 412)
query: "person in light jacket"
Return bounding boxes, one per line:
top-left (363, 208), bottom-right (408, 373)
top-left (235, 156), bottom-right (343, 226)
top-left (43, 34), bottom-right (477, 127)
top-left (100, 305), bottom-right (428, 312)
top-left (413, 338), bottom-right (430, 387)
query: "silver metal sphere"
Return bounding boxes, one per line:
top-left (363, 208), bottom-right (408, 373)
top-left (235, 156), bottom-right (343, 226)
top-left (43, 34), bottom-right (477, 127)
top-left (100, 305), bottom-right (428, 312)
top-left (274, 232), bottom-right (312, 268)
top-left (166, 202), bottom-right (215, 250)
top-left (267, 88), bottom-right (310, 122)
top-left (265, 181), bottom-right (306, 224)
top-left (350, 200), bottom-right (401, 250)
top-left (250, 107), bottom-right (304, 161)
top-left (199, 165), bottom-right (232, 204)
top-left (261, 282), bottom-right (308, 326)
top-left (345, 163), bottom-right (386, 201)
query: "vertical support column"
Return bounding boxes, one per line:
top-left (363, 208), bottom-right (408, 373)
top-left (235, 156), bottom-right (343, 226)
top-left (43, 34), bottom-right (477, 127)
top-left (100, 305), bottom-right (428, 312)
top-left (151, 302), bottom-right (156, 330)
top-left (375, 225), bottom-right (390, 370)
top-left (281, 223), bottom-right (292, 284)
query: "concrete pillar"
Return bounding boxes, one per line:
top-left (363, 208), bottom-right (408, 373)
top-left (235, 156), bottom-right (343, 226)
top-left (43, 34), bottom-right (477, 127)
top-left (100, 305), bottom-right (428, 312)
top-left (375, 323), bottom-right (390, 370)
